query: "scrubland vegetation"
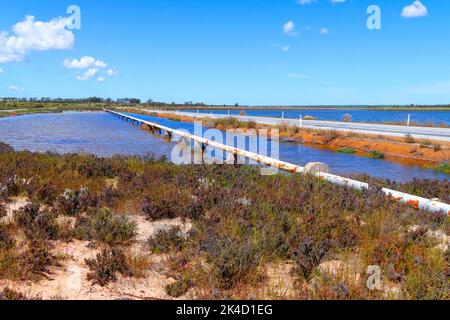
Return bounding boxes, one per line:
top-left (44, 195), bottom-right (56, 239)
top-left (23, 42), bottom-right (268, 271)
top-left (0, 142), bottom-right (448, 300)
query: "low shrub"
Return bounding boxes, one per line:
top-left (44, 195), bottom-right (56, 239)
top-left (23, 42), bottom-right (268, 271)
top-left (0, 288), bottom-right (30, 300)
top-left (55, 186), bottom-right (99, 216)
top-left (201, 235), bottom-right (261, 290)
top-left (434, 163), bottom-right (449, 175)
top-left (85, 247), bottom-right (131, 286)
top-left (141, 191), bottom-right (182, 221)
top-left (292, 237), bottom-right (331, 279)
top-left (124, 251), bottom-right (151, 278)
top-left (13, 203), bottom-right (59, 240)
top-left (433, 144), bottom-right (442, 152)
top-left (0, 224), bottom-right (15, 250)
top-left (368, 150), bottom-right (385, 159)
top-left (321, 130), bottom-right (339, 144)
top-left (34, 184), bottom-right (58, 206)
top-left (165, 277), bottom-right (193, 298)
top-left (75, 208), bottom-right (136, 245)
top-left (337, 148), bottom-right (356, 154)
top-left (19, 240), bottom-right (58, 280)
top-left (148, 226), bottom-right (187, 254)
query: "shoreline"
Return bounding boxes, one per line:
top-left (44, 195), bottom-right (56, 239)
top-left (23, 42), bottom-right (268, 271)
top-left (1, 108), bottom-right (448, 175)
top-left (122, 108), bottom-right (450, 174)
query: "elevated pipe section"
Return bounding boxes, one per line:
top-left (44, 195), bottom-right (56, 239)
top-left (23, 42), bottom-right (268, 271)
top-left (105, 109), bottom-right (450, 215)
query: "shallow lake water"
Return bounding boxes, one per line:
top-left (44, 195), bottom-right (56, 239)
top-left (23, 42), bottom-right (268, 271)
top-left (184, 109), bottom-right (450, 125)
top-left (0, 111), bottom-right (448, 182)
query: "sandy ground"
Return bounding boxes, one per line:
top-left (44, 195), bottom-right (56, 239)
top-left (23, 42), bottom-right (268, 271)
top-left (2, 199), bottom-right (447, 300)
top-left (0, 198), bottom-right (194, 300)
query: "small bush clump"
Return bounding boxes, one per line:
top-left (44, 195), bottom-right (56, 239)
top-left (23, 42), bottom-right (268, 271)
top-left (0, 224), bottom-right (15, 250)
top-left (148, 226), bottom-right (187, 254)
top-left (13, 203), bottom-right (59, 240)
top-left (19, 240), bottom-right (58, 280)
top-left (75, 208), bottom-right (136, 245)
top-left (85, 247), bottom-right (131, 286)
top-left (337, 148), bottom-right (356, 154)
top-left (55, 186), bottom-right (99, 216)
top-left (165, 277), bottom-right (193, 298)
top-left (201, 235), bottom-right (261, 290)
top-left (368, 150), bottom-right (385, 159)
top-left (0, 288), bottom-right (29, 300)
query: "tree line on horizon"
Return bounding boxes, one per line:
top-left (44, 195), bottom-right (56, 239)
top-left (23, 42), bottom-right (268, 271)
top-left (1, 97), bottom-right (449, 109)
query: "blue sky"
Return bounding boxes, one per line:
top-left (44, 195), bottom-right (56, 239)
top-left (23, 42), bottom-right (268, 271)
top-left (1, 0), bottom-right (450, 105)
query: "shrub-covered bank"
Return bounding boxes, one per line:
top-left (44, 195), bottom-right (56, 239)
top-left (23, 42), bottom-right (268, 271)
top-left (0, 143), bottom-right (448, 300)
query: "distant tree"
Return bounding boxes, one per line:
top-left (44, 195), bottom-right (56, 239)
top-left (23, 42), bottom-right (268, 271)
top-left (128, 98), bottom-right (141, 104)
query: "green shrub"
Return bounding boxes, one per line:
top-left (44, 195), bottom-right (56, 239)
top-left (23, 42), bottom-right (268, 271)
top-left (148, 226), bottom-right (186, 254)
top-left (165, 278), bottom-right (193, 298)
top-left (434, 162), bottom-right (450, 174)
top-left (337, 148), bottom-right (356, 154)
top-left (202, 235), bottom-right (261, 290)
top-left (75, 208), bottom-right (136, 245)
top-left (368, 150), bottom-right (385, 159)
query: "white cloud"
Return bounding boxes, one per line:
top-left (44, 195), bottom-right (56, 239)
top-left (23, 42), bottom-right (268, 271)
top-left (76, 68), bottom-right (99, 81)
top-left (105, 67), bottom-right (118, 76)
top-left (320, 27), bottom-right (329, 35)
top-left (401, 1), bottom-right (428, 18)
top-left (64, 56), bottom-right (115, 81)
top-left (0, 68), bottom-right (4, 75)
top-left (0, 15), bottom-right (74, 63)
top-left (331, 0), bottom-right (347, 3)
top-left (7, 85), bottom-right (24, 92)
top-left (282, 45), bottom-right (290, 52)
top-left (283, 21), bottom-right (297, 36)
top-left (63, 56), bottom-right (107, 69)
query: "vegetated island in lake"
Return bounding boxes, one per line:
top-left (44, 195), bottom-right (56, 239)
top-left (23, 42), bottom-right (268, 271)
top-left (0, 143), bottom-right (448, 300)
